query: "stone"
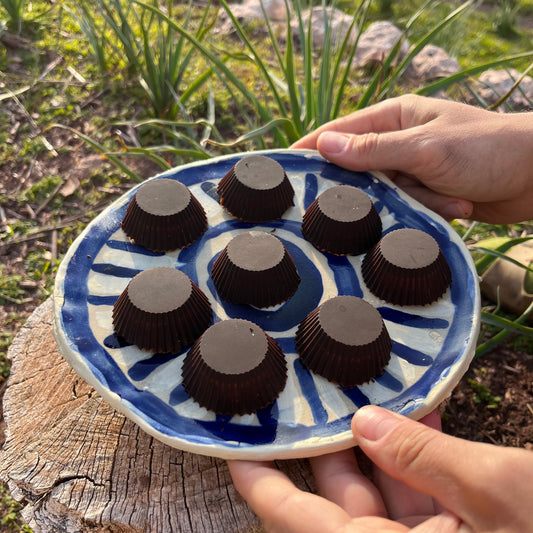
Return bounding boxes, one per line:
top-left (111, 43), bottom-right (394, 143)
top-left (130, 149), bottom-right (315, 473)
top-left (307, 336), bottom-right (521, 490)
top-left (216, 0), bottom-right (292, 35)
top-left (476, 69), bottom-right (533, 111)
top-left (409, 44), bottom-right (461, 81)
top-left (290, 6), bottom-right (358, 48)
top-left (354, 21), bottom-right (409, 68)
top-left (217, 2), bottom-right (358, 50)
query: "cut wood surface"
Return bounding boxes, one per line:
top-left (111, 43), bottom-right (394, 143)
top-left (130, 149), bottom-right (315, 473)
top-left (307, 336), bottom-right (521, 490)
top-left (0, 298), bottom-right (317, 532)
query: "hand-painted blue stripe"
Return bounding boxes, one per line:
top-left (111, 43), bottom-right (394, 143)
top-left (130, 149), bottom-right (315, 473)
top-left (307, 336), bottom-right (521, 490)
top-left (392, 340), bottom-right (433, 366)
top-left (374, 370), bottom-right (404, 392)
top-left (327, 254), bottom-right (363, 298)
top-left (379, 307), bottom-right (449, 329)
top-left (128, 351), bottom-right (183, 382)
top-left (170, 387), bottom-right (280, 447)
top-left (88, 295), bottom-right (118, 306)
top-left (91, 263), bottom-right (142, 278)
top-left (169, 383), bottom-right (190, 406)
top-left (275, 336), bottom-right (296, 354)
top-left (103, 333), bottom-right (131, 349)
top-left (194, 413), bottom-right (279, 446)
top-left (200, 180), bottom-right (219, 202)
top-left (303, 172), bottom-right (318, 209)
top-left (340, 386), bottom-right (370, 409)
top-left (106, 239), bottom-right (165, 256)
top-left (293, 359), bottom-right (328, 425)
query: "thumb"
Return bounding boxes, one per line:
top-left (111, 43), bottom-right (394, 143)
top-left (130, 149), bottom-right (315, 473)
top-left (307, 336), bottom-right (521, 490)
top-left (316, 130), bottom-right (421, 174)
top-left (352, 405), bottom-right (532, 532)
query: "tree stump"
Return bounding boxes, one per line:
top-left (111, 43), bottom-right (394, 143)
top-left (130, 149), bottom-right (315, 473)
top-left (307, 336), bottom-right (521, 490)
top-left (0, 298), bottom-right (316, 532)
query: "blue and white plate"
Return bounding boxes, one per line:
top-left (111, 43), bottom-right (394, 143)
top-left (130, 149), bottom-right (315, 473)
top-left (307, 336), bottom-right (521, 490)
top-left (53, 149), bottom-right (480, 460)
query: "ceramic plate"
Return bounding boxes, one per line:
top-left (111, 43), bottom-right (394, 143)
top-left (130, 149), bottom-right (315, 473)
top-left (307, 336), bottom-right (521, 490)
top-left (53, 149), bottom-right (480, 460)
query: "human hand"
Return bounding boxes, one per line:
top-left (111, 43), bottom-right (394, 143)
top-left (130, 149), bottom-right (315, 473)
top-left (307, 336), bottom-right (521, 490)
top-left (292, 95), bottom-right (533, 223)
top-left (228, 405), bottom-right (533, 532)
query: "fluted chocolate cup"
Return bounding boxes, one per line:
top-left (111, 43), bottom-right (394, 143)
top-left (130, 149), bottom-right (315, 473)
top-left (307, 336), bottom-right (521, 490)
top-left (121, 178), bottom-right (207, 252)
top-left (112, 267), bottom-right (212, 353)
top-left (361, 228), bottom-right (452, 306)
top-left (181, 319), bottom-right (288, 415)
top-left (217, 155), bottom-right (294, 222)
top-left (211, 231), bottom-right (300, 308)
top-left (295, 295), bottom-right (391, 387)
top-left (302, 185), bottom-right (382, 255)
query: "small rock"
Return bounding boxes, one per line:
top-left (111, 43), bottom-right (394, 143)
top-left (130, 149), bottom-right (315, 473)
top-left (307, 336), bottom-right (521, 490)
top-left (476, 69), bottom-right (533, 111)
top-left (242, 0), bottom-right (288, 21)
top-left (290, 7), bottom-right (358, 48)
top-left (216, 0), bottom-right (292, 35)
top-left (354, 21), bottom-right (409, 68)
top-left (409, 44), bottom-right (461, 81)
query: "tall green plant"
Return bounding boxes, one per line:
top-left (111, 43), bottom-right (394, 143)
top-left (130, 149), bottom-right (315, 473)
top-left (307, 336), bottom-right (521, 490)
top-left (69, 0), bottom-right (215, 120)
top-left (134, 0), bottom-right (370, 147)
top-left (0, 0), bottom-right (26, 33)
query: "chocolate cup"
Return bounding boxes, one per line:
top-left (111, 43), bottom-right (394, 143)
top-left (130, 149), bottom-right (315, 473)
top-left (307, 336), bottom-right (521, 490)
top-left (295, 295), bottom-right (391, 387)
top-left (217, 155), bottom-right (294, 222)
top-left (182, 319), bottom-right (288, 415)
top-left (121, 178), bottom-right (207, 252)
top-left (362, 228), bottom-right (452, 306)
top-left (302, 185), bottom-right (382, 255)
top-left (211, 231), bottom-right (300, 308)
top-left (112, 267), bottom-right (212, 353)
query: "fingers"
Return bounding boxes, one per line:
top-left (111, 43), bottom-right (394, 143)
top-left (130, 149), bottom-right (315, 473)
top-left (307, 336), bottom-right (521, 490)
top-left (369, 410), bottom-right (443, 520)
top-left (309, 447), bottom-right (387, 518)
top-left (352, 405), bottom-right (533, 532)
top-left (391, 178), bottom-right (473, 220)
top-left (314, 127), bottom-right (444, 177)
top-left (292, 97), bottom-right (406, 149)
top-left (227, 459), bottom-right (352, 533)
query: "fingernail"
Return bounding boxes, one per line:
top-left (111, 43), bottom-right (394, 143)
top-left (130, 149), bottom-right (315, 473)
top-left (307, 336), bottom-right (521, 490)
top-left (318, 131), bottom-right (350, 154)
top-left (353, 405), bottom-right (401, 441)
top-left (441, 201), bottom-right (472, 220)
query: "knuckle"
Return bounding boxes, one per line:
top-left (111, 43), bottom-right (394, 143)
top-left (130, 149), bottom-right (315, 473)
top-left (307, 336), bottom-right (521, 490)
top-left (354, 131), bottom-right (381, 156)
top-left (392, 424), bottom-right (441, 473)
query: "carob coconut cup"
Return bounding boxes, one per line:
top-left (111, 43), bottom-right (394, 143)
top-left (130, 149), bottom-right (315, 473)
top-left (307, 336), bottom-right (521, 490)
top-left (211, 231), bottom-right (300, 308)
top-left (295, 295), bottom-right (391, 387)
top-left (302, 184), bottom-right (382, 255)
top-left (217, 155), bottom-right (294, 222)
top-left (181, 318), bottom-right (288, 415)
top-left (361, 228), bottom-right (452, 306)
top-left (112, 267), bottom-right (212, 353)
top-left (121, 178), bottom-right (207, 252)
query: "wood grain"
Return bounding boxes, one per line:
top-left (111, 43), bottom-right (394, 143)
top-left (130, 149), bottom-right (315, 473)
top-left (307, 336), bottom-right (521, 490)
top-left (0, 298), bottom-right (316, 532)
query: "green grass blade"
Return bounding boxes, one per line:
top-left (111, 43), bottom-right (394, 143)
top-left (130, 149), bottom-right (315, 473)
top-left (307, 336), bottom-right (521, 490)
top-left (472, 236), bottom-right (533, 275)
top-left (473, 245), bottom-right (533, 274)
top-left (331, 0), bottom-right (370, 118)
top-left (480, 310), bottom-right (533, 338)
top-left (206, 118), bottom-right (299, 148)
top-left (217, 0), bottom-right (287, 118)
top-left (283, 0), bottom-right (303, 136)
top-left (50, 124), bottom-right (143, 182)
top-left (416, 51), bottom-right (533, 96)
top-left (476, 302), bottom-right (533, 358)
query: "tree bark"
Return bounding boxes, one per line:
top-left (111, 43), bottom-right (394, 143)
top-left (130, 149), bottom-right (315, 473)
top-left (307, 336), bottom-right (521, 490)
top-left (0, 298), bottom-right (316, 532)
